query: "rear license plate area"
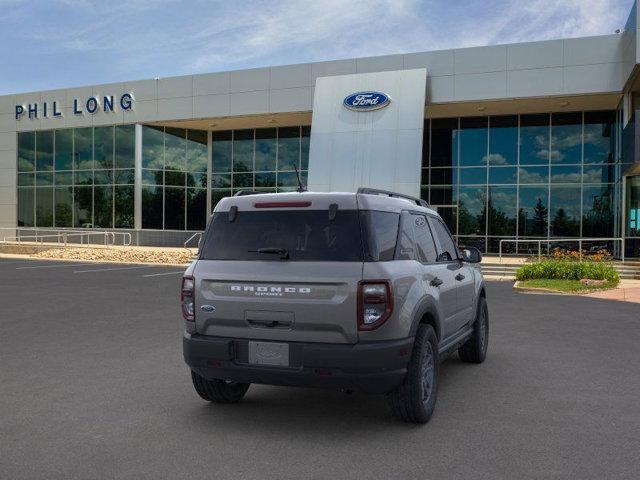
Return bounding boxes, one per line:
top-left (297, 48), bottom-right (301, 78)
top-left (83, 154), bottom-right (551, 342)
top-left (248, 341), bottom-right (290, 367)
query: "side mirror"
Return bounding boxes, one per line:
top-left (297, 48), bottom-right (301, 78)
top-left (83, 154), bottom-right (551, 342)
top-left (461, 246), bottom-right (482, 264)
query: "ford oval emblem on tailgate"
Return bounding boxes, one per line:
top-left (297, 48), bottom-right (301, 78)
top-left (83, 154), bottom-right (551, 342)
top-left (200, 304), bottom-right (216, 312)
top-left (343, 91), bottom-right (390, 111)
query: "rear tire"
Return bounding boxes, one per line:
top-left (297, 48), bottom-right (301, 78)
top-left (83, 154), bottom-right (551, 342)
top-left (387, 324), bottom-right (438, 424)
top-left (191, 371), bottom-right (250, 403)
top-left (458, 296), bottom-right (489, 364)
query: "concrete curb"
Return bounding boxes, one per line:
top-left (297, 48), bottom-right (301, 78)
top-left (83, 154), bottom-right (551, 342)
top-left (0, 253), bottom-right (191, 268)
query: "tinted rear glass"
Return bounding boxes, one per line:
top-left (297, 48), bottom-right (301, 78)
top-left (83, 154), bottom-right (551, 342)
top-left (201, 210), bottom-right (364, 261)
top-left (360, 210), bottom-right (400, 261)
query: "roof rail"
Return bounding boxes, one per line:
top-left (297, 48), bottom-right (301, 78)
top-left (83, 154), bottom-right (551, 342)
top-left (233, 190), bottom-right (262, 197)
top-left (357, 187), bottom-right (430, 208)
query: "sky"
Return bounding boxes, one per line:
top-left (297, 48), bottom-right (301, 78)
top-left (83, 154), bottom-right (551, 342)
top-left (0, 0), bottom-right (636, 95)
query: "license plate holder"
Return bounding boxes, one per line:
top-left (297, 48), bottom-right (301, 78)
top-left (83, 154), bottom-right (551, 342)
top-left (248, 341), bottom-right (290, 367)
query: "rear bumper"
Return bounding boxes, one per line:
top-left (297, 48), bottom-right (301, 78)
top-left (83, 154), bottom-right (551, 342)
top-left (183, 333), bottom-right (414, 394)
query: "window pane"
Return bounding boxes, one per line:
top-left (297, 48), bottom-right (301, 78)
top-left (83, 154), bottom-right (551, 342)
top-left (546, 165), bottom-right (579, 184)
top-left (277, 127), bottom-right (300, 171)
top-left (361, 211), bottom-right (399, 261)
top-left (35, 130), bottom-right (54, 171)
top-left (74, 186), bottom-right (92, 227)
top-left (519, 166), bottom-right (548, 184)
top-left (429, 186), bottom-right (455, 205)
top-left (430, 168), bottom-right (454, 185)
top-left (412, 215), bottom-right (438, 263)
top-left (459, 167), bottom-right (486, 185)
top-left (142, 186), bottom-right (163, 229)
top-left (94, 169), bottom-right (113, 185)
top-left (164, 187), bottom-right (185, 230)
top-left (18, 132), bottom-right (35, 172)
top-left (584, 111), bottom-right (615, 164)
top-left (93, 186), bottom-right (113, 228)
top-left (277, 172), bottom-right (301, 187)
top-left (301, 126), bottom-right (310, 170)
top-left (255, 128), bottom-right (276, 171)
top-left (17, 187), bottom-right (34, 226)
top-left (488, 166), bottom-right (517, 184)
top-left (165, 127), bottom-right (186, 171)
top-left (551, 113), bottom-right (582, 165)
top-left (430, 118), bottom-right (457, 167)
top-left (434, 206), bottom-right (457, 234)
top-left (18, 173), bottom-right (34, 187)
top-left (428, 216), bottom-right (458, 261)
top-left (165, 170), bottom-right (185, 187)
top-left (114, 169), bottom-right (134, 185)
top-left (488, 186), bottom-right (517, 236)
top-left (233, 172), bottom-right (253, 188)
top-left (233, 129), bottom-right (253, 172)
top-left (212, 174), bottom-right (231, 188)
top-left (187, 171), bottom-right (207, 188)
top-left (212, 131), bottom-right (232, 172)
top-left (255, 172), bottom-right (276, 187)
top-left (75, 169), bottom-right (93, 186)
top-left (186, 129), bottom-right (208, 173)
top-left (35, 187), bottom-right (54, 227)
top-left (74, 128), bottom-right (93, 170)
top-left (458, 187), bottom-right (486, 235)
top-left (54, 129), bottom-right (73, 171)
top-left (35, 172), bottom-right (53, 186)
top-left (550, 185), bottom-right (580, 237)
top-left (115, 124), bottom-right (135, 169)
top-left (186, 188), bottom-right (207, 230)
top-left (488, 115), bottom-right (517, 165)
top-left (94, 126), bottom-right (114, 169)
top-left (519, 114), bottom-right (549, 165)
top-left (114, 186), bottom-right (134, 228)
top-left (583, 164), bottom-right (615, 184)
top-left (142, 126), bottom-right (164, 169)
top-left (518, 186), bottom-right (548, 236)
top-left (459, 117), bottom-right (487, 166)
top-left (142, 169), bottom-right (163, 186)
top-left (582, 184), bottom-right (614, 237)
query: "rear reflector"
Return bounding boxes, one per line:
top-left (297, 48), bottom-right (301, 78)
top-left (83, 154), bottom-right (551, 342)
top-left (254, 201), bottom-right (312, 208)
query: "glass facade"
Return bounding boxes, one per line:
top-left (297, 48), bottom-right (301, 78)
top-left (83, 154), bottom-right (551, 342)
top-left (211, 126), bottom-right (310, 209)
top-left (17, 126), bottom-right (135, 228)
top-left (422, 111), bottom-right (620, 253)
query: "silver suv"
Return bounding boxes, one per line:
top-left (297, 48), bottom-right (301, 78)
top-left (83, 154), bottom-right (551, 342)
top-left (182, 188), bottom-right (488, 423)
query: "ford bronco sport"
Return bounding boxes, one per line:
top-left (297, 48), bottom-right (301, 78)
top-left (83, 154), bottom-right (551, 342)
top-left (182, 188), bottom-right (488, 423)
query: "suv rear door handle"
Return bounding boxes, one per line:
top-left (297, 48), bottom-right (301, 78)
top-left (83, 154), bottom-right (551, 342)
top-left (430, 277), bottom-right (443, 287)
top-left (455, 273), bottom-right (465, 281)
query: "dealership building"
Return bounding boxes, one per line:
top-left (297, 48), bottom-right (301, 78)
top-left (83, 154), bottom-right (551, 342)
top-left (2, 5), bottom-right (640, 256)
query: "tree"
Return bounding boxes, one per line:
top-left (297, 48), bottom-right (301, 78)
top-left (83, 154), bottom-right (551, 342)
top-left (532, 198), bottom-right (548, 236)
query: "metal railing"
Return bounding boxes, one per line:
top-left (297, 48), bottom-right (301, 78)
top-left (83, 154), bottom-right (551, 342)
top-left (498, 238), bottom-right (625, 262)
top-left (0, 228), bottom-right (132, 248)
top-left (183, 232), bottom-right (202, 249)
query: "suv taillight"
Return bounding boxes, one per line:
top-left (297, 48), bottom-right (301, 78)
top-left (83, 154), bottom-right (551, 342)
top-left (181, 276), bottom-right (195, 321)
top-left (358, 280), bottom-right (393, 331)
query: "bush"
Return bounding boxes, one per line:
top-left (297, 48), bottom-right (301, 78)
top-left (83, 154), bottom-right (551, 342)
top-left (516, 259), bottom-right (619, 285)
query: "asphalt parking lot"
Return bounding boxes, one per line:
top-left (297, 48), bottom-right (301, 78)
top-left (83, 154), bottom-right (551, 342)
top-left (1, 258), bottom-right (640, 480)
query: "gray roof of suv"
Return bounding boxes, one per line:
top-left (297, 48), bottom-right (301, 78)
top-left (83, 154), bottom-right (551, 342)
top-left (215, 191), bottom-right (438, 216)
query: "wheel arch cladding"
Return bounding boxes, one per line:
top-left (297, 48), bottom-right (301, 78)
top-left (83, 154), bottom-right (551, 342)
top-left (410, 297), bottom-right (442, 341)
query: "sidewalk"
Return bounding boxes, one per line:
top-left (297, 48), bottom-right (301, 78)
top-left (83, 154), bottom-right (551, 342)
top-left (582, 280), bottom-right (640, 304)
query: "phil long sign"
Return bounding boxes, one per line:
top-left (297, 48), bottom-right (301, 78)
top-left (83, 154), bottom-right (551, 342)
top-left (15, 93), bottom-right (134, 120)
top-left (343, 91), bottom-right (390, 111)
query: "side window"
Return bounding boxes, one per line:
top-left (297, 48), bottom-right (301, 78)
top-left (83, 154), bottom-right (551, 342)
top-left (395, 212), bottom-right (417, 260)
top-left (411, 214), bottom-right (438, 263)
top-left (361, 211), bottom-right (399, 261)
top-left (428, 216), bottom-right (458, 262)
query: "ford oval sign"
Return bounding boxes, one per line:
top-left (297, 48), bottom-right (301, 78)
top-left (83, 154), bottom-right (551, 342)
top-left (343, 91), bottom-right (390, 111)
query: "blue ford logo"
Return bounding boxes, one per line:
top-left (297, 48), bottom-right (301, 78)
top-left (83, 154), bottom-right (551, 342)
top-left (343, 91), bottom-right (390, 111)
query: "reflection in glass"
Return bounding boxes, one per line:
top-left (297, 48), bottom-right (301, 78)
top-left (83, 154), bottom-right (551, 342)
top-left (278, 127), bottom-right (300, 171)
top-left (550, 186), bottom-right (580, 237)
top-left (115, 125), bottom-right (135, 169)
top-left (94, 185), bottom-right (113, 228)
top-left (233, 130), bottom-right (253, 172)
top-left (142, 126), bottom-right (164, 169)
top-left (459, 167), bottom-right (486, 185)
top-left (18, 132), bottom-right (35, 172)
top-left (584, 111), bottom-right (615, 164)
top-left (94, 126), bottom-right (114, 169)
top-left (582, 184), bottom-right (614, 237)
top-left (459, 117), bottom-right (487, 167)
top-left (519, 114), bottom-right (549, 165)
top-left (35, 187), bottom-right (54, 227)
top-left (165, 128), bottom-right (186, 171)
top-left (488, 167), bottom-right (517, 184)
top-left (18, 173), bottom-right (34, 187)
top-left (36, 130), bottom-right (54, 171)
top-left (142, 186), bottom-right (163, 229)
top-left (488, 186), bottom-right (517, 236)
top-left (17, 188), bottom-right (34, 226)
top-left (458, 187), bottom-right (486, 236)
top-left (518, 186), bottom-right (548, 236)
top-left (114, 186), bottom-right (134, 228)
top-left (488, 116), bottom-right (517, 165)
top-left (74, 186), bottom-right (92, 227)
top-left (186, 130), bottom-right (207, 173)
top-left (301, 126), bottom-right (310, 170)
top-left (550, 165), bottom-right (581, 183)
top-left (55, 129), bottom-right (73, 171)
top-left (551, 113), bottom-right (581, 164)
top-left (212, 131), bottom-right (232, 172)
top-left (164, 187), bottom-right (185, 230)
top-left (255, 172), bottom-right (276, 187)
top-left (519, 166), bottom-right (548, 184)
top-left (429, 186), bottom-right (455, 205)
top-left (74, 128), bottom-right (93, 170)
top-left (255, 128), bottom-right (276, 171)
top-left (35, 172), bottom-right (53, 186)
top-left (56, 188), bottom-right (76, 224)
top-left (187, 188), bottom-right (207, 230)
top-left (584, 165), bottom-right (614, 184)
top-left (430, 168), bottom-right (454, 185)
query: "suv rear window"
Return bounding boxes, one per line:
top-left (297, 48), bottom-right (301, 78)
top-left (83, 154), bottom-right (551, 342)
top-left (200, 210), bottom-right (364, 262)
top-left (200, 209), bottom-right (401, 262)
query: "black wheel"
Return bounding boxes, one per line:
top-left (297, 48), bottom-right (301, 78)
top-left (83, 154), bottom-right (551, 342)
top-left (458, 296), bottom-right (489, 364)
top-left (387, 324), bottom-right (438, 424)
top-left (190, 370), bottom-right (250, 403)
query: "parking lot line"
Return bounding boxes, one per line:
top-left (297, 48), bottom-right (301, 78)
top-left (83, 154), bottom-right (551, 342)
top-left (142, 271), bottom-right (184, 277)
top-left (74, 265), bottom-right (160, 273)
top-left (16, 263), bottom-right (92, 270)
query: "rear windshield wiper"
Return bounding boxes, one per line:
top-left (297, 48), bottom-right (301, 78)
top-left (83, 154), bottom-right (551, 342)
top-left (248, 247), bottom-right (289, 259)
